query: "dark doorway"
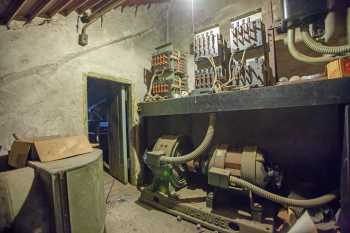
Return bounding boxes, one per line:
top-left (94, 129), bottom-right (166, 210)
top-left (86, 75), bottom-right (130, 184)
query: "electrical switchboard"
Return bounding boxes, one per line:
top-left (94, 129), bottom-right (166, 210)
top-left (230, 11), bottom-right (264, 52)
top-left (144, 43), bottom-right (188, 101)
top-left (192, 26), bottom-right (228, 95)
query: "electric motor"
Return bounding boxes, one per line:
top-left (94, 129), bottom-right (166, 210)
top-left (208, 145), bottom-right (282, 189)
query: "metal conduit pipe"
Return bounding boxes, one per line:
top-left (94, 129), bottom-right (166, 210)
top-left (79, 0), bottom-right (128, 46)
top-left (287, 29), bottom-right (337, 64)
top-left (301, 30), bottom-right (350, 54)
top-left (229, 176), bottom-right (338, 208)
top-left (160, 113), bottom-right (216, 165)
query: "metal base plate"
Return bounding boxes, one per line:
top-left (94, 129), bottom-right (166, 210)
top-left (139, 188), bottom-right (273, 233)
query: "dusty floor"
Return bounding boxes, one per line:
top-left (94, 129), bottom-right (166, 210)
top-left (103, 173), bottom-right (212, 233)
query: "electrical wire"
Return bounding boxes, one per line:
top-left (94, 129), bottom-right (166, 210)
top-left (223, 49), bottom-right (247, 89)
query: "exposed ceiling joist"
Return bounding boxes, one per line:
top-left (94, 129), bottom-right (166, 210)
top-left (76, 0), bottom-right (106, 15)
top-left (44, 0), bottom-right (75, 18)
top-left (60, 0), bottom-right (89, 16)
top-left (0, 0), bottom-right (168, 26)
top-left (26, 0), bottom-right (55, 22)
top-left (91, 0), bottom-right (116, 14)
top-left (3, 0), bottom-right (28, 25)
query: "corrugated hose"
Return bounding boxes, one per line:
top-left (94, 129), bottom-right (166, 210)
top-left (160, 113), bottom-right (216, 165)
top-left (229, 176), bottom-right (338, 208)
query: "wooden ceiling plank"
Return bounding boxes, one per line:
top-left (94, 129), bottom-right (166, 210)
top-left (46, 0), bottom-right (75, 18)
top-left (91, 0), bottom-right (115, 14)
top-left (26, 0), bottom-right (55, 22)
top-left (76, 0), bottom-right (106, 15)
top-left (87, 0), bottom-right (127, 23)
top-left (4, 0), bottom-right (29, 25)
top-left (60, 0), bottom-right (90, 16)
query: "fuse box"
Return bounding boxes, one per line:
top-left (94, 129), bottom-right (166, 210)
top-left (144, 43), bottom-right (188, 101)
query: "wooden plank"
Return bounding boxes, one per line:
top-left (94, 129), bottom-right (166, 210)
top-left (91, 0), bottom-right (115, 14)
top-left (26, 0), bottom-right (55, 22)
top-left (8, 141), bottom-right (32, 168)
top-left (44, 0), bottom-right (75, 18)
top-left (33, 135), bottom-right (93, 162)
top-left (76, 0), bottom-right (106, 14)
top-left (108, 88), bottom-right (129, 184)
top-left (3, 0), bottom-right (28, 25)
top-left (59, 0), bottom-right (89, 16)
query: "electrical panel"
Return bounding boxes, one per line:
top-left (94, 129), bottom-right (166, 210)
top-left (226, 9), bottom-right (267, 90)
top-left (193, 26), bottom-right (221, 59)
top-left (229, 11), bottom-right (264, 53)
top-left (231, 56), bottom-right (265, 87)
top-left (192, 26), bottom-right (228, 95)
top-left (194, 66), bottom-right (225, 90)
top-left (144, 43), bottom-right (188, 101)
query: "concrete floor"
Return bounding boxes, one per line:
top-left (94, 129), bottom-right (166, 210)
top-left (104, 173), bottom-right (212, 233)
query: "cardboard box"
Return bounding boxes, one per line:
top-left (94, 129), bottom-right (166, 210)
top-left (8, 135), bottom-right (93, 168)
top-left (327, 57), bottom-right (350, 79)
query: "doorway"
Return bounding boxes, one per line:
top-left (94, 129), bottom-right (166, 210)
top-left (83, 73), bottom-right (132, 184)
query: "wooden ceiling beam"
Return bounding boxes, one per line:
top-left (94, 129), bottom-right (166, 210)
top-left (91, 0), bottom-right (116, 14)
top-left (60, 0), bottom-right (90, 16)
top-left (3, 0), bottom-right (28, 25)
top-left (45, 0), bottom-right (75, 18)
top-left (76, 0), bottom-right (106, 15)
top-left (26, 0), bottom-right (55, 22)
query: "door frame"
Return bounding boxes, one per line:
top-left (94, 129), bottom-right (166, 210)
top-left (82, 72), bottom-right (136, 184)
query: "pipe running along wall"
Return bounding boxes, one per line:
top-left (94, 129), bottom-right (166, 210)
top-left (159, 113), bottom-right (216, 165)
top-left (229, 176), bottom-right (337, 208)
top-left (287, 29), bottom-right (337, 64)
top-left (301, 30), bottom-right (350, 54)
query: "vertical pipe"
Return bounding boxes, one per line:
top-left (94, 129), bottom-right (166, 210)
top-left (191, 0), bottom-right (195, 34)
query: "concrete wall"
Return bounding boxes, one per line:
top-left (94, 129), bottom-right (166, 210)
top-left (0, 4), bottom-right (168, 151)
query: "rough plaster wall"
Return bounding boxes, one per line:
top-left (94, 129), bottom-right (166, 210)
top-left (0, 4), bottom-right (167, 151)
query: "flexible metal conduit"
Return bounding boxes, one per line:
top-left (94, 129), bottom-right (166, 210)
top-left (229, 176), bottom-right (337, 208)
top-left (287, 29), bottom-right (336, 64)
top-left (160, 113), bottom-right (216, 165)
top-left (301, 30), bottom-right (350, 54)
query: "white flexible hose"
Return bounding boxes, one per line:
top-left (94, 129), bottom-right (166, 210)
top-left (301, 30), bottom-right (350, 54)
top-left (288, 29), bottom-right (338, 64)
top-left (230, 176), bottom-right (338, 208)
top-left (160, 113), bottom-right (216, 164)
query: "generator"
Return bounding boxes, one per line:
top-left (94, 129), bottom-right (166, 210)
top-left (144, 43), bottom-right (188, 101)
top-left (140, 113), bottom-right (339, 233)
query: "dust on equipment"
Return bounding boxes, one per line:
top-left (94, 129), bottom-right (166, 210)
top-left (144, 43), bottom-right (188, 102)
top-left (140, 0), bottom-right (350, 232)
top-left (140, 114), bottom-right (338, 233)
